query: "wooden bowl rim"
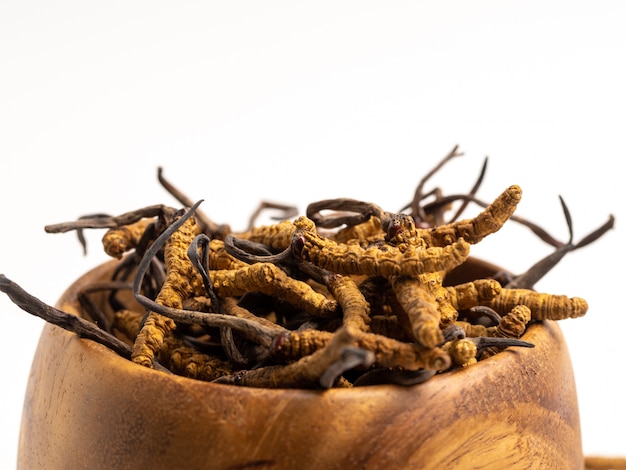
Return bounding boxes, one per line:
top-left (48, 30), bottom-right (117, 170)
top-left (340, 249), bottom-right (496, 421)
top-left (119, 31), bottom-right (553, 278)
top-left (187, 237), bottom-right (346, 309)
top-left (52, 256), bottom-right (559, 397)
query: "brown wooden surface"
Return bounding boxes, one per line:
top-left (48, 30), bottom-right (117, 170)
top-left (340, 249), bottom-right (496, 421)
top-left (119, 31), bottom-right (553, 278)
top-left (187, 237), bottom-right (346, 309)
top-left (18, 259), bottom-right (583, 469)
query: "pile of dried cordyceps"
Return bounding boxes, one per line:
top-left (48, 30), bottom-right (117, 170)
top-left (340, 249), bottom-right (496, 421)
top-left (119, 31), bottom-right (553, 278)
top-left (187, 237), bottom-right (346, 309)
top-left (0, 147), bottom-right (615, 389)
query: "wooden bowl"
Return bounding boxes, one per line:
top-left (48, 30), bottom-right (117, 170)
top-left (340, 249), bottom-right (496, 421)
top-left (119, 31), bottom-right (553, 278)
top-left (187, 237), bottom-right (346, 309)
top-left (18, 258), bottom-right (583, 469)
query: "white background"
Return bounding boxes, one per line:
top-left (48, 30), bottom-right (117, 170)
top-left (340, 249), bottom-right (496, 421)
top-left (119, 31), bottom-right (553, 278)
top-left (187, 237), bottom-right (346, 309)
top-left (1, 1), bottom-right (624, 466)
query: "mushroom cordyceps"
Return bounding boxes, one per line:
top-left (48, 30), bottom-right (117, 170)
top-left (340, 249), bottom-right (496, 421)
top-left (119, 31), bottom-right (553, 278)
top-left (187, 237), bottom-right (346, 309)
top-left (1, 148), bottom-right (614, 389)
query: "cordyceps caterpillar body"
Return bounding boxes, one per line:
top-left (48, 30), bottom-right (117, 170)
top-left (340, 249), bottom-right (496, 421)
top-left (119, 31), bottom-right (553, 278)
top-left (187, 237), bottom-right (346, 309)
top-left (389, 275), bottom-right (443, 349)
top-left (131, 205), bottom-right (201, 368)
top-left (416, 185), bottom-right (523, 247)
top-left (485, 288), bottom-right (588, 320)
top-left (3, 150), bottom-right (613, 391)
top-left (269, 328), bottom-right (451, 372)
top-left (291, 215), bottom-right (471, 278)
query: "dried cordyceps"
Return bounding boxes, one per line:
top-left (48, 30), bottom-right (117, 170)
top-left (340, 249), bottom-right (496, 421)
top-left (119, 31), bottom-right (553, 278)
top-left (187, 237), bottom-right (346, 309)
top-left (0, 148), bottom-right (615, 390)
top-left (131, 203), bottom-right (202, 368)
